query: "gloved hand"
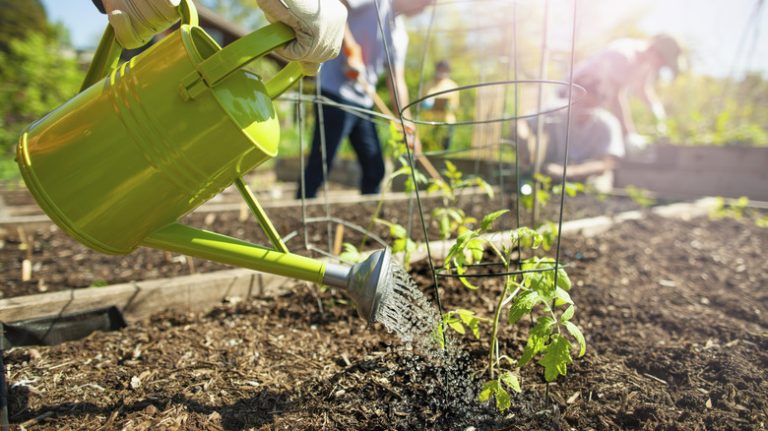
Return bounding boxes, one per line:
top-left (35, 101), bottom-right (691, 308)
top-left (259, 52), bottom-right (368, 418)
top-left (102, 0), bottom-right (181, 49)
top-left (258, 0), bottom-right (347, 75)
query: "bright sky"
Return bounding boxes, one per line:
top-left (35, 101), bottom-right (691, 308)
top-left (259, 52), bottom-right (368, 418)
top-left (40, 0), bottom-right (768, 78)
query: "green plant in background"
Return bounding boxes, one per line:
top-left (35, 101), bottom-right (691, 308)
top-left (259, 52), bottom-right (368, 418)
top-left (520, 174), bottom-right (586, 219)
top-left (0, 22), bottom-right (83, 180)
top-left (429, 160), bottom-right (494, 240)
top-left (624, 185), bottom-right (656, 207)
top-left (632, 72), bottom-right (768, 146)
top-left (438, 211), bottom-right (585, 412)
top-left (709, 196), bottom-right (768, 228)
top-left (374, 218), bottom-right (417, 270)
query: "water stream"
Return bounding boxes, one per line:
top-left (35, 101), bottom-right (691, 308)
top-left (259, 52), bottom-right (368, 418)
top-left (374, 262), bottom-right (499, 428)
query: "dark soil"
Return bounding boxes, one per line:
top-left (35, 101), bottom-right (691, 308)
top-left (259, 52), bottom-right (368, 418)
top-left (6, 214), bottom-right (767, 430)
top-left (1, 191), bottom-right (642, 299)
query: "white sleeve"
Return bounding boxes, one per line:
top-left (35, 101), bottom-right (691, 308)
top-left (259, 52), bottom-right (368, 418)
top-left (390, 16), bottom-right (409, 69)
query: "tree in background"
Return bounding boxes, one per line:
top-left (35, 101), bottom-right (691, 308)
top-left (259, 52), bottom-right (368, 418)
top-left (0, 0), bottom-right (48, 53)
top-left (0, 3), bottom-right (83, 179)
top-left (199, 0), bottom-right (266, 30)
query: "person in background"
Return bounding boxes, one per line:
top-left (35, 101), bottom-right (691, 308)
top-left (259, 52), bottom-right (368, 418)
top-left (571, 34), bottom-right (684, 152)
top-left (422, 59), bottom-right (459, 150)
top-left (90, 0), bottom-right (347, 76)
top-left (298, 0), bottom-right (433, 199)
top-left (519, 88), bottom-right (625, 192)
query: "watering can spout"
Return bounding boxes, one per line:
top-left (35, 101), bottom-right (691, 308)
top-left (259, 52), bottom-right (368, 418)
top-left (323, 249), bottom-right (393, 324)
top-left (142, 222), bottom-right (393, 324)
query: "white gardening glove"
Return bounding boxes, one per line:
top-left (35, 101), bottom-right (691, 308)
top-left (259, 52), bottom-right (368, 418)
top-left (258, 0), bottom-right (347, 75)
top-left (102, 0), bottom-right (181, 49)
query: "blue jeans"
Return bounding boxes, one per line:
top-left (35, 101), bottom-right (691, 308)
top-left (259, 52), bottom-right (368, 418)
top-left (298, 91), bottom-right (385, 198)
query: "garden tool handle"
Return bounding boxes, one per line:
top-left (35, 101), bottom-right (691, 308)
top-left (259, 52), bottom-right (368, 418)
top-left (194, 22), bottom-right (303, 99)
top-left (81, 0), bottom-right (199, 91)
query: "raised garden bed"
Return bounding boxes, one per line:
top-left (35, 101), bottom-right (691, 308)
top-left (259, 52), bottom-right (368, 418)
top-left (5, 214), bottom-right (767, 430)
top-left (1, 192), bottom-right (645, 299)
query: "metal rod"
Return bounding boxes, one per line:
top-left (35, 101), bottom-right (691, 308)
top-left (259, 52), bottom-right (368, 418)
top-left (234, 177), bottom-right (289, 253)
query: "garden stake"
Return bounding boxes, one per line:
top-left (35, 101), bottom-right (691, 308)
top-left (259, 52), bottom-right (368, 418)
top-left (15, 0), bottom-right (400, 325)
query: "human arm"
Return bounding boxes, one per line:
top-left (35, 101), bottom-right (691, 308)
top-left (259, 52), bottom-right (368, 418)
top-left (543, 156), bottom-right (616, 181)
top-left (637, 75), bottom-right (667, 135)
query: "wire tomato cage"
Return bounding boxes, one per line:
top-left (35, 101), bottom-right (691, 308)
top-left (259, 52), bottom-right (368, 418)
top-left (274, 0), bottom-right (582, 330)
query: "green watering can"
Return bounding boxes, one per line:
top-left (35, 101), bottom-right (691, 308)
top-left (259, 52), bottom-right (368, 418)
top-left (16, 0), bottom-right (393, 323)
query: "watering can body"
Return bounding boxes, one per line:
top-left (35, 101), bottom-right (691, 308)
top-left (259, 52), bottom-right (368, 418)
top-left (17, 2), bottom-right (299, 255)
top-left (15, 1), bottom-right (395, 323)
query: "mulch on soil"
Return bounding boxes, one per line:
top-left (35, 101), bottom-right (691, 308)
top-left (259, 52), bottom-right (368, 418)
top-left (1, 192), bottom-right (641, 299)
top-left (5, 214), bottom-right (767, 430)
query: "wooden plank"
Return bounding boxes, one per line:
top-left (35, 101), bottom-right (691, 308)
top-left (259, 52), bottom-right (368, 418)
top-left (0, 186), bottom-right (500, 227)
top-left (409, 198), bottom-right (719, 262)
top-left (0, 268), bottom-right (299, 324)
top-left (615, 166), bottom-right (768, 201)
top-left (0, 198), bottom-right (719, 325)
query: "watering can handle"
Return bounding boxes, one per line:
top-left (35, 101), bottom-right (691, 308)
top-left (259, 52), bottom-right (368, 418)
top-left (81, 0), bottom-right (199, 91)
top-left (193, 22), bottom-right (303, 99)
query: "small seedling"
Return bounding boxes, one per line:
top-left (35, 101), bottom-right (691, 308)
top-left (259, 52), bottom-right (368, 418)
top-left (625, 185), bottom-right (656, 207)
top-left (374, 219), bottom-right (417, 269)
top-left (439, 210), bottom-right (586, 412)
top-left (428, 161), bottom-right (494, 240)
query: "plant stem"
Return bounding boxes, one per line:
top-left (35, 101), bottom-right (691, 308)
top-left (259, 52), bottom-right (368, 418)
top-left (487, 243), bottom-right (509, 379)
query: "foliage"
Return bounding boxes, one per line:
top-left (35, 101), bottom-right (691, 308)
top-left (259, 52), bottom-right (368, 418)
top-left (633, 72), bottom-right (768, 146)
top-left (0, 0), bottom-right (48, 53)
top-left (520, 174), bottom-right (586, 226)
top-left (709, 196), bottom-right (768, 228)
top-left (440, 211), bottom-right (585, 412)
top-left (428, 160), bottom-right (494, 240)
top-left (0, 26), bottom-right (83, 179)
top-left (338, 243), bottom-right (364, 264)
top-left (198, 0), bottom-right (267, 30)
top-left (374, 219), bottom-right (417, 270)
top-left (624, 185), bottom-right (656, 208)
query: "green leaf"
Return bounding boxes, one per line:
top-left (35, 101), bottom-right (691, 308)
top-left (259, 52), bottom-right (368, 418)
top-left (495, 385), bottom-right (512, 411)
top-left (431, 322), bottom-right (446, 350)
top-left (478, 380), bottom-right (495, 402)
top-left (519, 316), bottom-right (554, 367)
top-left (554, 287), bottom-right (573, 307)
top-left (556, 268), bottom-right (572, 291)
top-left (508, 290), bottom-right (539, 324)
top-left (564, 321), bottom-right (587, 357)
top-left (538, 334), bottom-right (573, 382)
top-left (467, 238), bottom-right (486, 263)
top-left (447, 319), bottom-right (465, 335)
top-left (339, 243), bottom-right (363, 264)
top-left (480, 209), bottom-right (509, 232)
top-left (456, 265), bottom-right (479, 290)
top-left (392, 238), bottom-right (407, 253)
top-left (390, 223), bottom-right (407, 239)
top-left (455, 309), bottom-right (481, 338)
top-left (499, 371), bottom-right (521, 393)
top-left (560, 305), bottom-right (575, 322)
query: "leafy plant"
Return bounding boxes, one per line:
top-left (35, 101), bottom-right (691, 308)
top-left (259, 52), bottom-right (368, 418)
top-left (520, 174), bottom-right (586, 218)
top-left (709, 196), bottom-right (767, 228)
top-left (429, 160), bottom-right (493, 240)
top-left (440, 211), bottom-right (586, 412)
top-left (374, 218), bottom-right (417, 270)
top-left (0, 25), bottom-right (83, 178)
top-left (625, 185), bottom-right (656, 207)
